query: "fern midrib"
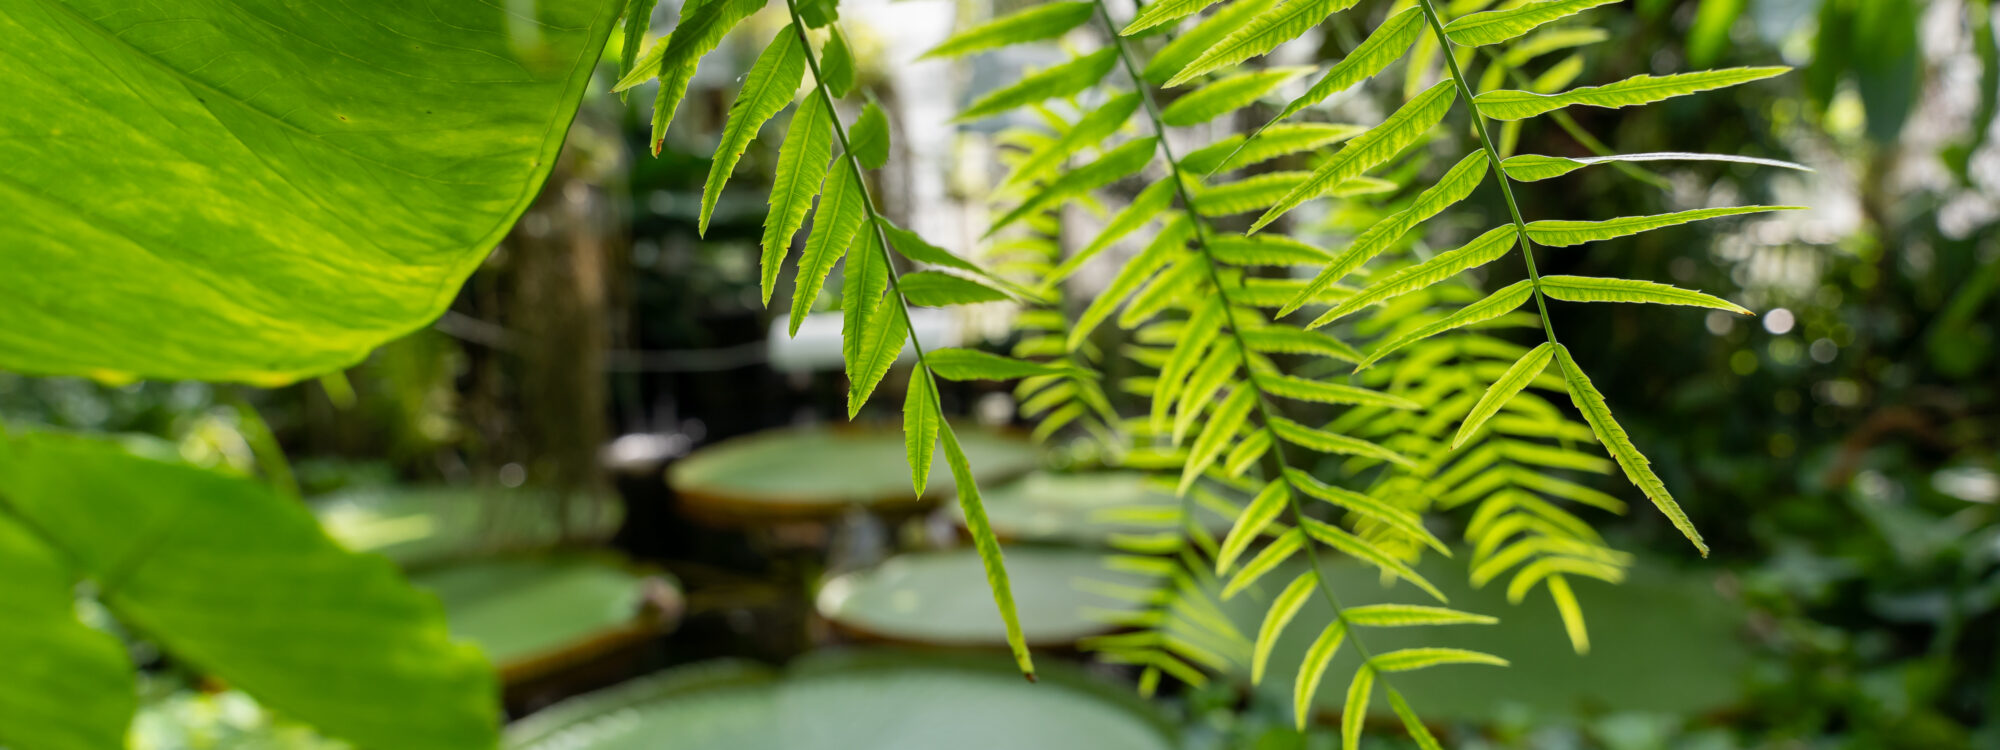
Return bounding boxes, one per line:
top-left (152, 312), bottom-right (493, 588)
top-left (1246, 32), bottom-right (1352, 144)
top-left (1092, 0), bottom-right (1397, 679)
top-left (1416, 0), bottom-right (1561, 349)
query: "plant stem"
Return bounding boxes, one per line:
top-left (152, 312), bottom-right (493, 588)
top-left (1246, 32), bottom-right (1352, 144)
top-left (1417, 0), bottom-right (1561, 348)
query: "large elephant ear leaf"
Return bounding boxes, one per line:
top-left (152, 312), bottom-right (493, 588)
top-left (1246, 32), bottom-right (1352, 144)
top-left (0, 0), bottom-right (620, 384)
top-left (0, 511), bottom-right (135, 750)
top-left (0, 432), bottom-right (499, 749)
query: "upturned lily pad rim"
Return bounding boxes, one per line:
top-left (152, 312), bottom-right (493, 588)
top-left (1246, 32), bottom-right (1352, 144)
top-left (416, 552), bottom-right (682, 686)
top-left (815, 545), bottom-right (1153, 649)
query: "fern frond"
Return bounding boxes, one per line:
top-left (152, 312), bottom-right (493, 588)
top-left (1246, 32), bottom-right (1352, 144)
top-left (1162, 67), bottom-right (1314, 125)
top-left (1369, 647), bottom-right (1509, 672)
top-left (1001, 93), bottom-right (1144, 191)
top-left (1525, 205), bottom-right (1804, 246)
top-left (1537, 275), bottom-right (1752, 314)
top-left (1442, 0), bottom-right (1619, 47)
top-left (760, 95), bottom-right (833, 304)
top-left (1281, 152), bottom-right (1491, 316)
top-left (988, 137), bottom-right (1159, 234)
top-left (1251, 81), bottom-right (1458, 232)
top-left (956, 48), bottom-right (1122, 122)
top-left (1310, 225), bottom-right (1518, 327)
top-left (1473, 66), bottom-right (1790, 120)
top-left (1182, 123), bottom-right (1366, 175)
top-left (1454, 341), bottom-right (1556, 449)
top-left (1143, 0), bottom-right (1279, 82)
top-left (1342, 603), bottom-right (1498, 627)
top-left (1357, 280), bottom-right (1535, 370)
top-left (1277, 6), bottom-right (1425, 121)
top-left (1164, 0), bottom-right (1361, 86)
top-left (1552, 345), bottom-right (1707, 555)
top-left (789, 164), bottom-right (865, 334)
top-left (922, 1), bottom-right (1096, 59)
top-left (701, 29), bottom-right (805, 236)
top-left (1500, 151), bottom-right (1811, 181)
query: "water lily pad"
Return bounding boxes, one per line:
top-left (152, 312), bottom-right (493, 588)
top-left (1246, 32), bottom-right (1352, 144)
top-left (974, 471), bottom-right (1233, 544)
top-left (817, 546), bottom-right (1155, 647)
top-left (312, 486), bottom-right (621, 569)
top-left (505, 652), bottom-right (1175, 750)
top-left (669, 424), bottom-right (1038, 525)
top-left (414, 555), bottom-right (679, 684)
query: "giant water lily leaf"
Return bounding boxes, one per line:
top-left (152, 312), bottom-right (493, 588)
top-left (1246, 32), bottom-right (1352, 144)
top-left (0, 0), bottom-right (622, 383)
top-left (0, 431), bottom-right (498, 749)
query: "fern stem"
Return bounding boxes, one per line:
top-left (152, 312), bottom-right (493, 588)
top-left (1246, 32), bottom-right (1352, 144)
top-left (1415, 0), bottom-right (1561, 348)
top-left (1091, 0), bottom-right (1396, 682)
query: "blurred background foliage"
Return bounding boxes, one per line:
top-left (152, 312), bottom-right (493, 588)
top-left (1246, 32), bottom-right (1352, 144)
top-left (3, 0), bottom-right (1993, 748)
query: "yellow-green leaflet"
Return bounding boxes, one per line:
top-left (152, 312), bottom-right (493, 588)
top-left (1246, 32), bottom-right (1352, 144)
top-left (1180, 386), bottom-right (1259, 494)
top-left (1269, 417), bottom-right (1414, 467)
top-left (1357, 280), bottom-right (1535, 370)
top-left (1553, 345), bottom-right (1709, 555)
top-left (898, 271), bottom-right (1011, 306)
top-left (1252, 81), bottom-right (1458, 233)
top-left (820, 29), bottom-right (856, 97)
top-left (1388, 688), bottom-right (1443, 750)
top-left (1050, 179), bottom-right (1177, 287)
top-left (955, 48), bottom-right (1120, 122)
top-left (1277, 6), bottom-right (1425, 121)
top-left (1165, 0), bottom-right (1362, 86)
top-left (1253, 573), bottom-right (1319, 684)
top-left (1224, 528), bottom-right (1304, 599)
top-left (1443, 0), bottom-right (1620, 47)
top-left (1281, 152), bottom-right (1491, 317)
top-left (1153, 298), bottom-right (1226, 434)
top-left (1070, 216), bottom-right (1192, 349)
top-left (849, 102), bottom-right (891, 169)
top-left (924, 1), bottom-right (1096, 59)
top-left (1368, 647), bottom-right (1510, 672)
top-left (1240, 325), bottom-right (1364, 362)
top-left (1525, 205), bottom-right (1803, 246)
top-left (1207, 235), bottom-right (1335, 266)
top-left (1310, 225), bottom-right (1519, 327)
top-left (1537, 276), bottom-right (1752, 314)
top-left (904, 372), bottom-right (940, 494)
top-left (761, 95), bottom-right (834, 305)
top-left (1260, 374), bottom-right (1421, 409)
top-left (1303, 519), bottom-right (1445, 601)
top-left (789, 164), bottom-right (866, 334)
top-left (1144, 0), bottom-right (1281, 83)
top-left (1342, 604), bottom-right (1499, 627)
top-left (842, 230), bottom-right (893, 415)
top-left (988, 137), bottom-right (1158, 235)
top-left (1175, 350), bottom-right (1244, 444)
top-left (927, 348), bottom-right (1079, 381)
top-left (1341, 666), bottom-right (1374, 746)
top-left (879, 220), bottom-right (987, 276)
top-left (1473, 66), bottom-right (1789, 120)
top-left (1500, 151), bottom-right (1811, 181)
top-left (1122, 0), bottom-right (1223, 35)
top-left (1182, 123), bottom-right (1367, 175)
top-left (1455, 342), bottom-right (1556, 449)
top-left (1293, 620), bottom-right (1348, 730)
top-left (1002, 92), bottom-right (1142, 192)
top-left (939, 421), bottom-right (1035, 679)
top-left (1217, 479), bottom-right (1290, 573)
top-left (1284, 468), bottom-right (1445, 553)
top-left (702, 29), bottom-right (805, 236)
top-left (1162, 67), bottom-right (1314, 125)
top-left (613, 0), bottom-right (760, 92)
top-left (1547, 574), bottom-right (1590, 653)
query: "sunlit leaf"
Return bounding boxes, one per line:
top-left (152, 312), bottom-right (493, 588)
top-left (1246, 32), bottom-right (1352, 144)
top-left (956, 49), bottom-right (1121, 122)
top-left (1454, 342), bottom-right (1556, 450)
top-left (702, 29), bottom-right (806, 236)
top-left (938, 422), bottom-right (1036, 679)
top-left (924, 1), bottom-right (1096, 59)
top-left (1443, 0), bottom-right (1620, 47)
top-left (1162, 67), bottom-right (1314, 125)
top-left (1552, 345), bottom-right (1708, 555)
top-left (1165, 0), bottom-right (1361, 86)
top-left (1310, 225), bottom-right (1518, 327)
top-left (850, 101), bottom-right (891, 169)
top-left (1524, 205), bottom-right (1803, 246)
top-left (1252, 81), bottom-right (1458, 233)
top-left (790, 164), bottom-right (867, 335)
top-left (1277, 7), bottom-right (1425, 121)
top-left (762, 95), bottom-right (835, 305)
top-left (1537, 275), bottom-right (1752, 314)
top-left (1281, 152), bottom-right (1490, 316)
top-left (1500, 151), bottom-right (1811, 182)
top-left (1357, 280), bottom-right (1534, 370)
top-left (1473, 67), bottom-right (1790, 120)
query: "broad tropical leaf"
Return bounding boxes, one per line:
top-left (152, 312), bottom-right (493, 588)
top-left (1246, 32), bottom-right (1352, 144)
top-left (1473, 67), bottom-right (1789, 120)
top-left (1455, 342), bottom-right (1556, 449)
top-left (1164, 0), bottom-right (1361, 86)
top-left (1500, 151), bottom-right (1811, 181)
top-left (0, 513), bottom-right (132, 750)
top-left (1356, 280), bottom-right (1535, 370)
top-left (1552, 345), bottom-right (1709, 555)
top-left (1310, 225), bottom-right (1519, 327)
top-left (938, 422), bottom-right (1036, 678)
top-left (924, 2), bottom-right (1096, 59)
top-left (1252, 81), bottom-right (1458, 232)
top-left (1537, 276), bottom-right (1751, 313)
top-left (702, 29), bottom-right (806, 235)
top-left (1443, 0), bottom-right (1620, 47)
top-left (762, 95), bottom-right (835, 304)
top-left (1525, 205), bottom-right (1802, 246)
top-left (0, 0), bottom-right (619, 382)
top-left (955, 48), bottom-right (1121, 122)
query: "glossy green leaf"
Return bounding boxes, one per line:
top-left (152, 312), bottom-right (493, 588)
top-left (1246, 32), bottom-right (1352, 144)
top-left (1342, 604), bottom-right (1499, 627)
top-left (1454, 342), bottom-right (1556, 450)
top-left (1252, 81), bottom-right (1458, 233)
top-left (1121, 0), bottom-right (1223, 35)
top-left (1143, 0), bottom-right (1279, 83)
top-left (703, 29), bottom-right (806, 236)
top-left (1357, 280), bottom-right (1534, 370)
top-left (1499, 151), bottom-right (1811, 182)
top-left (1260, 374), bottom-right (1420, 409)
top-left (1524, 205), bottom-right (1802, 246)
top-left (1552, 345), bottom-right (1708, 555)
top-left (928, 348), bottom-right (1079, 381)
top-left (1309, 225), bottom-right (1518, 327)
top-left (956, 48), bottom-right (1120, 122)
top-left (905, 373), bottom-right (941, 495)
top-left (1368, 647), bottom-right (1509, 672)
top-left (925, 1), bottom-right (1096, 59)
top-left (1443, 0), bottom-right (1619, 47)
top-left (1165, 0), bottom-right (1360, 86)
top-left (1281, 152), bottom-right (1490, 316)
top-left (1473, 67), bottom-right (1789, 120)
top-left (939, 423), bottom-right (1036, 679)
top-left (900, 271), bottom-right (1012, 306)
top-left (1162, 67), bottom-right (1313, 125)
top-left (1340, 665), bottom-right (1373, 747)
top-left (850, 101), bottom-right (891, 169)
top-left (0, 0), bottom-right (618, 382)
top-left (791, 163), bottom-right (868, 335)
top-left (1277, 7), bottom-right (1425, 121)
top-left (762, 95), bottom-right (835, 305)
top-left (0, 432), bottom-right (495, 749)
top-left (821, 29), bottom-right (857, 98)
top-left (1537, 275), bottom-right (1752, 314)
top-left (0, 513), bottom-right (133, 750)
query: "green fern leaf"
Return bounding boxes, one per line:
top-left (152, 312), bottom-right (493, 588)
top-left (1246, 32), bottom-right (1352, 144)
top-left (956, 48), bottom-right (1121, 122)
top-left (905, 371), bottom-right (939, 494)
top-left (1144, 0), bottom-right (1279, 83)
top-left (1070, 217), bottom-right (1192, 349)
top-left (1225, 430), bottom-right (1275, 477)
top-left (1552, 345), bottom-right (1708, 555)
top-left (1207, 234), bottom-right (1333, 265)
top-left (1309, 225), bottom-right (1518, 327)
top-left (1223, 527), bottom-right (1304, 599)
top-left (1473, 67), bottom-right (1789, 120)
top-left (1369, 647), bottom-right (1509, 672)
top-left (761, 95), bottom-right (834, 305)
top-left (1163, 67), bottom-right (1314, 125)
top-left (1387, 687), bottom-right (1443, 750)
top-left (1154, 300), bottom-right (1228, 434)
top-left (1537, 275), bottom-right (1751, 313)
top-left (618, 0), bottom-right (662, 84)
top-left (1546, 574), bottom-right (1590, 653)
top-left (923, 1), bottom-right (1096, 59)
top-left (1341, 666), bottom-right (1374, 746)
top-left (1284, 468), bottom-right (1444, 552)
top-left (928, 348), bottom-right (1082, 380)
top-left (849, 101), bottom-right (891, 169)
top-left (843, 232), bottom-right (898, 415)
top-left (1002, 93), bottom-right (1143, 191)
top-left (1454, 341), bottom-right (1555, 449)
top-left (1196, 173), bottom-right (1392, 216)
top-left (1241, 325), bottom-right (1364, 362)
top-left (1253, 573), bottom-right (1319, 684)
top-left (1356, 280), bottom-right (1534, 370)
top-left (613, 0), bottom-right (761, 93)
top-left (1049, 179), bottom-right (1177, 286)
top-left (1303, 519), bottom-right (1445, 600)
top-left (1280, 152), bottom-right (1489, 316)
top-left (1165, 0), bottom-right (1360, 86)
top-left (1182, 123), bottom-right (1366, 175)
top-left (939, 421), bottom-right (1036, 679)
top-left (1251, 81), bottom-right (1457, 233)
top-left (1218, 479), bottom-right (1290, 573)
top-left (1294, 620), bottom-right (1349, 729)
top-left (899, 271), bottom-right (1012, 306)
top-left (702, 29), bottom-right (806, 236)
top-left (1342, 604), bottom-right (1499, 627)
top-left (1261, 374), bottom-right (1421, 409)
top-left (821, 29), bottom-right (857, 97)
top-left (1180, 386), bottom-right (1258, 493)
top-left (1174, 342), bottom-right (1245, 442)
top-left (1443, 0), bottom-right (1620, 47)
top-left (1276, 6), bottom-right (1425, 121)
top-left (879, 220), bottom-right (989, 276)
top-left (1270, 417), bottom-right (1414, 466)
top-left (1122, 0), bottom-right (1226, 35)
top-left (1500, 151), bottom-right (1811, 181)
top-left (790, 163), bottom-right (866, 335)
top-left (1525, 205), bottom-right (1802, 246)
top-left (989, 137), bottom-right (1159, 235)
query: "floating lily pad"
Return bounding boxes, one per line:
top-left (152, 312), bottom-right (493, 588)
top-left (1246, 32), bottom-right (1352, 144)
top-left (311, 486), bottom-right (621, 569)
top-left (974, 471), bottom-right (1234, 544)
top-left (1194, 554), bottom-right (1749, 724)
top-left (414, 555), bottom-right (679, 684)
top-left (669, 424), bottom-right (1038, 525)
top-left (817, 546), bottom-right (1156, 647)
top-left (504, 652), bottom-right (1175, 750)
